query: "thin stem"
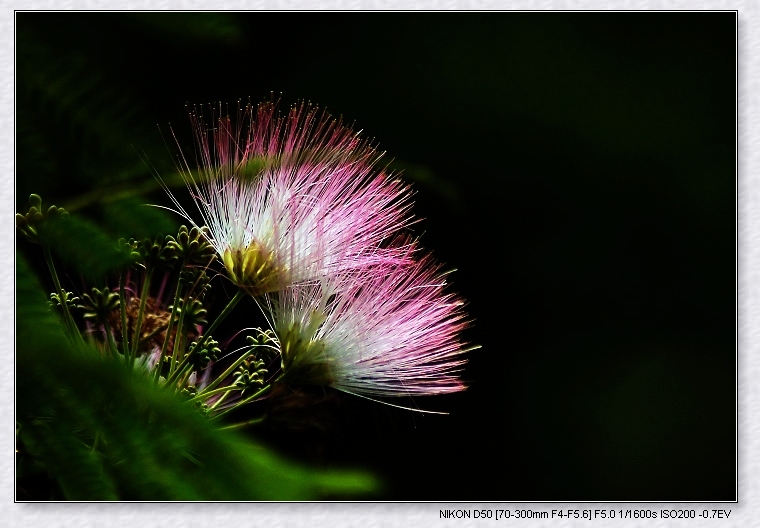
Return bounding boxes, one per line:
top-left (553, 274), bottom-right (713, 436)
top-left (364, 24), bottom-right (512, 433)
top-left (196, 348), bottom-right (255, 397)
top-left (211, 384), bottom-right (272, 422)
top-left (118, 272), bottom-right (130, 358)
top-left (169, 277), bottom-right (212, 377)
top-left (169, 300), bottom-right (188, 378)
top-left (43, 246), bottom-right (79, 340)
top-left (177, 368), bottom-right (193, 390)
top-left (187, 384), bottom-right (239, 404)
top-left (102, 320), bottom-right (118, 359)
top-left (168, 270), bottom-right (207, 379)
top-left (217, 416), bottom-right (266, 431)
top-left (137, 326), bottom-right (166, 347)
top-left (209, 389), bottom-right (232, 411)
top-left (196, 289), bottom-right (245, 351)
top-left (155, 274), bottom-right (184, 382)
top-left (166, 357), bottom-right (192, 387)
top-left (130, 268), bottom-right (154, 366)
top-left (168, 289), bottom-right (245, 385)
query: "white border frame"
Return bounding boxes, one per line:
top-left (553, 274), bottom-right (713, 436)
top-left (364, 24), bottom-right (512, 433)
top-left (5, 2), bottom-right (748, 527)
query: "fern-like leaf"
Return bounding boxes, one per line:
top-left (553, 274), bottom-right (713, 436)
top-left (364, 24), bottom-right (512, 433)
top-left (16, 253), bottom-right (378, 500)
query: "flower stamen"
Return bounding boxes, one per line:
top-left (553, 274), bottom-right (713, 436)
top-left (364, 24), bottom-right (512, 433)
top-left (222, 242), bottom-right (284, 295)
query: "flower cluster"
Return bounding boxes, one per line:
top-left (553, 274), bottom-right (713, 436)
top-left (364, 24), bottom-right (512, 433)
top-left (14, 98), bottom-right (476, 507)
top-left (165, 98), bottom-right (474, 407)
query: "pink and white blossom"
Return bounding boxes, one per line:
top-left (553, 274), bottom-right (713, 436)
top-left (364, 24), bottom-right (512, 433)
top-left (270, 251), bottom-right (471, 399)
top-left (164, 99), bottom-right (413, 295)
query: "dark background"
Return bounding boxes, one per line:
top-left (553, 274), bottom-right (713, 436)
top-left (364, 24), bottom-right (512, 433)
top-left (16, 12), bottom-right (735, 500)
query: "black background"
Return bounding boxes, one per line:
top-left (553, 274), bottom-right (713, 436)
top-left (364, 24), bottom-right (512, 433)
top-left (16, 12), bottom-right (735, 500)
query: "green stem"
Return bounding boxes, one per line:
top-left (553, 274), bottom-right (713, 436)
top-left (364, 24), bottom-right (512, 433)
top-left (211, 384), bottom-right (272, 422)
top-left (209, 389), bottom-right (233, 411)
top-left (196, 289), bottom-right (245, 351)
top-left (178, 368), bottom-right (193, 389)
top-left (130, 268), bottom-right (154, 366)
top-left (196, 348), bottom-right (255, 397)
top-left (168, 289), bottom-right (245, 386)
top-left (118, 272), bottom-right (130, 358)
top-left (155, 272), bottom-right (184, 382)
top-left (187, 384), bottom-right (239, 404)
top-left (169, 268), bottom-right (211, 377)
top-left (103, 320), bottom-right (118, 358)
top-left (217, 416), bottom-right (266, 431)
top-left (169, 301), bottom-right (188, 379)
top-left (166, 357), bottom-right (192, 387)
top-left (43, 246), bottom-right (79, 341)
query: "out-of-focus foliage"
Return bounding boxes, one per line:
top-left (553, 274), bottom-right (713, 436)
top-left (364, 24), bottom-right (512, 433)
top-left (16, 21), bottom-right (153, 199)
top-left (16, 254), bottom-right (377, 500)
top-left (124, 12), bottom-right (245, 45)
top-left (41, 212), bottom-right (137, 281)
top-left (15, 13), bottom-right (229, 230)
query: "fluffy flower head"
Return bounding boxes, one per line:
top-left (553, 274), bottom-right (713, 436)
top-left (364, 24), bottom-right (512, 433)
top-left (270, 251), bottom-right (470, 399)
top-left (165, 98), bottom-right (413, 295)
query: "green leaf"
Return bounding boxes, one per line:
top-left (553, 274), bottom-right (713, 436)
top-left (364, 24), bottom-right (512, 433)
top-left (125, 13), bottom-right (245, 46)
top-left (19, 422), bottom-right (119, 501)
top-left (16, 253), bottom-right (378, 500)
top-left (39, 214), bottom-right (134, 280)
top-left (100, 196), bottom-right (180, 240)
top-left (16, 22), bottom-right (163, 195)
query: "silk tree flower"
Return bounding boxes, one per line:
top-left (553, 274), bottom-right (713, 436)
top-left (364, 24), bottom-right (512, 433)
top-left (268, 251), bottom-right (471, 400)
top-left (163, 99), bottom-right (414, 296)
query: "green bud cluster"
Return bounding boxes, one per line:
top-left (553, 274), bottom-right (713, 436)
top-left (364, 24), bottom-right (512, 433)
top-left (116, 238), bottom-right (141, 268)
top-left (233, 356), bottom-right (268, 394)
top-left (133, 235), bottom-right (178, 270)
top-left (49, 291), bottom-right (80, 311)
top-left (246, 329), bottom-right (277, 362)
top-left (166, 225), bottom-right (217, 265)
top-left (79, 287), bottom-right (120, 324)
top-left (186, 338), bottom-right (221, 370)
top-left (192, 400), bottom-right (210, 417)
top-left (18, 196), bottom-right (284, 422)
top-left (16, 194), bottom-right (69, 244)
top-left (172, 298), bottom-right (208, 329)
top-left (178, 269), bottom-right (212, 300)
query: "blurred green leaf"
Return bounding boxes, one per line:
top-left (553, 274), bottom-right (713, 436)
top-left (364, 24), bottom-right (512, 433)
top-left (62, 170), bottom-right (188, 213)
top-left (16, 253), bottom-right (378, 500)
top-left (100, 196), bottom-right (180, 240)
top-left (17, 26), bottom-right (151, 166)
top-left (19, 421), bottom-right (119, 501)
top-left (16, 19), bottom-right (168, 204)
top-left (125, 13), bottom-right (245, 46)
top-left (39, 214), bottom-right (134, 281)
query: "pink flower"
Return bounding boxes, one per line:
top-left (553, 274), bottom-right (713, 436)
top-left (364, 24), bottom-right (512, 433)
top-left (270, 251), bottom-right (472, 399)
top-left (164, 99), bottom-right (413, 295)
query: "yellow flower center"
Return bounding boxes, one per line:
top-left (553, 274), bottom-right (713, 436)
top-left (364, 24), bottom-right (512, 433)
top-left (276, 312), bottom-right (334, 387)
top-left (222, 241), bottom-right (284, 295)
